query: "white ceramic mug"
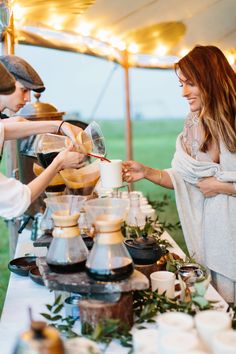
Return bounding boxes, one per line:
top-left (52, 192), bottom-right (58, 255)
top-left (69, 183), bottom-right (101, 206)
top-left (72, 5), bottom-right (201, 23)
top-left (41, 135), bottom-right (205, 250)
top-left (195, 310), bottom-right (231, 350)
top-left (99, 159), bottom-right (122, 189)
top-left (133, 328), bottom-right (159, 354)
top-left (157, 312), bottom-right (194, 336)
top-left (160, 331), bottom-right (199, 354)
top-left (150, 271), bottom-right (175, 298)
top-left (212, 330), bottom-right (236, 354)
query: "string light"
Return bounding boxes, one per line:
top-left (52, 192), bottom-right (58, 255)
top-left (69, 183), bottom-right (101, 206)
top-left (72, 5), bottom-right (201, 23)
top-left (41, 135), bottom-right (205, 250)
top-left (76, 22), bottom-right (92, 36)
top-left (154, 44), bottom-right (168, 56)
top-left (225, 52), bottom-right (235, 66)
top-left (96, 29), bottom-right (110, 42)
top-left (109, 36), bottom-right (126, 51)
top-left (49, 14), bottom-right (64, 31)
top-left (179, 48), bottom-right (189, 57)
top-left (12, 3), bottom-right (25, 21)
top-left (128, 43), bottom-right (138, 54)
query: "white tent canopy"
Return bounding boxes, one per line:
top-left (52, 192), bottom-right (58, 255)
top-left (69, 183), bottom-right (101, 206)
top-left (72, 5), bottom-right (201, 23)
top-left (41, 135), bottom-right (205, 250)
top-left (0, 0), bottom-right (235, 69)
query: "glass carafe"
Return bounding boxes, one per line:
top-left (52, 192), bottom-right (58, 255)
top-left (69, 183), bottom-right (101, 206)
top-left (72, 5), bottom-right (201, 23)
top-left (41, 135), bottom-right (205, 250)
top-left (46, 211), bottom-right (88, 273)
top-left (33, 120), bottom-right (106, 168)
top-left (34, 133), bottom-right (67, 168)
top-left (85, 216), bottom-right (134, 281)
top-left (126, 191), bottom-right (146, 228)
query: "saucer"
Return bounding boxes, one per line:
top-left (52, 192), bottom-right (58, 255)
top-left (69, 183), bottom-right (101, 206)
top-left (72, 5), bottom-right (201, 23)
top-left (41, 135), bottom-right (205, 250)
top-left (8, 256), bottom-right (36, 276)
top-left (29, 266), bottom-right (44, 286)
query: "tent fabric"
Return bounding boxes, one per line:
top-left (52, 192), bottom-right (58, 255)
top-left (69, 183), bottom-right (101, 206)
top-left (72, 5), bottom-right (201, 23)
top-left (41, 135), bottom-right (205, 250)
top-left (0, 0), bottom-right (235, 68)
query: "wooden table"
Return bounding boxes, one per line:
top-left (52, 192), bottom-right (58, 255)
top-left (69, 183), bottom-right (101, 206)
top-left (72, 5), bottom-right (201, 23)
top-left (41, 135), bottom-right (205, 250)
top-left (0, 230), bottom-right (227, 354)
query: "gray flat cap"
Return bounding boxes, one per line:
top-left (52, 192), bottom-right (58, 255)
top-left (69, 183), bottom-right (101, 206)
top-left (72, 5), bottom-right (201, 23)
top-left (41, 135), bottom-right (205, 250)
top-left (0, 61), bottom-right (16, 95)
top-left (0, 55), bottom-right (45, 93)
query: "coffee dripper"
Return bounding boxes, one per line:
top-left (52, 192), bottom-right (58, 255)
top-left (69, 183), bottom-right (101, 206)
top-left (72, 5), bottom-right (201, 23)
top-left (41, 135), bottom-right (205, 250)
top-left (45, 195), bottom-right (88, 273)
top-left (84, 198), bottom-right (134, 281)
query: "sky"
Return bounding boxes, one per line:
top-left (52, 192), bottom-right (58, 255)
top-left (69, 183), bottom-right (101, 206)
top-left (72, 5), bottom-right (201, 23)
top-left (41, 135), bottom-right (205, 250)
top-left (14, 44), bottom-right (188, 121)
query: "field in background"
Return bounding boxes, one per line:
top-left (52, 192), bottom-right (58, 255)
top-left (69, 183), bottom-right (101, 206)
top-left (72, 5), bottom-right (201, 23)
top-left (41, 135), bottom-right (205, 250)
top-left (0, 118), bottom-right (186, 313)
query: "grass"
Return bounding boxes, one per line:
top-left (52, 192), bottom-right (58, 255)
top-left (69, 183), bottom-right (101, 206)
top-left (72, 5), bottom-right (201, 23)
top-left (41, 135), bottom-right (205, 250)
top-left (0, 218), bottom-right (10, 314)
top-left (0, 118), bottom-right (186, 314)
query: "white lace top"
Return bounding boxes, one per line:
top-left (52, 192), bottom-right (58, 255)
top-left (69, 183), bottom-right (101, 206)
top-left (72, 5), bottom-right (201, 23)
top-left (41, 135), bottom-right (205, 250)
top-left (182, 113), bottom-right (212, 162)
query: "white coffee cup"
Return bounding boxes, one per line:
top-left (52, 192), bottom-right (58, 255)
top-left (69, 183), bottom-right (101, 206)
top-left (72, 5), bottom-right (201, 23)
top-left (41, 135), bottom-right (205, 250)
top-left (99, 159), bottom-right (122, 189)
top-left (212, 330), bottom-right (236, 354)
top-left (133, 328), bottom-right (159, 354)
top-left (160, 331), bottom-right (199, 354)
top-left (157, 312), bottom-right (194, 336)
top-left (195, 310), bottom-right (231, 350)
top-left (150, 271), bottom-right (175, 298)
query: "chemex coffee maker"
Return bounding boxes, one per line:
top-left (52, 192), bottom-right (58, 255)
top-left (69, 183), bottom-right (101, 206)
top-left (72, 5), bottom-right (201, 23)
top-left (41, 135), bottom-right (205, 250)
top-left (43, 195), bottom-right (89, 273)
top-left (84, 198), bottom-right (134, 281)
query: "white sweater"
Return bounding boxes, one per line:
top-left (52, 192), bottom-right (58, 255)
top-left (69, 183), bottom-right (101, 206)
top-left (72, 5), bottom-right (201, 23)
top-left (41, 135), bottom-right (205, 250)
top-left (167, 133), bottom-right (236, 281)
top-left (0, 123), bottom-right (31, 219)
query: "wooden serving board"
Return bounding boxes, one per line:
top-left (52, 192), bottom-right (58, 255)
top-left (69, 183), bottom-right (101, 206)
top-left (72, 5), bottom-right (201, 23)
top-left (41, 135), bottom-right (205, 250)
top-left (37, 257), bottom-right (149, 295)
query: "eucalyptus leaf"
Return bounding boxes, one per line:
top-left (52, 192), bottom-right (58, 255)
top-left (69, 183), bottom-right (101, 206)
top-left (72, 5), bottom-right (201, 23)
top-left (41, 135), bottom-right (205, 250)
top-left (40, 313), bottom-right (52, 320)
top-left (53, 304), bottom-right (64, 314)
top-left (51, 315), bottom-right (62, 321)
top-left (54, 295), bottom-right (62, 306)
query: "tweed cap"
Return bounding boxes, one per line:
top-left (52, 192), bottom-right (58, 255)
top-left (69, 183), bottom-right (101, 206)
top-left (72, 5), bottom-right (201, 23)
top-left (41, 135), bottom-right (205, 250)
top-left (0, 61), bottom-right (16, 95)
top-left (0, 55), bottom-right (45, 93)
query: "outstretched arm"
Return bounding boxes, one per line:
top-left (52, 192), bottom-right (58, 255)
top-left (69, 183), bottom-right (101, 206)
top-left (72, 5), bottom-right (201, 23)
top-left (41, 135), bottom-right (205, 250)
top-left (28, 147), bottom-right (84, 202)
top-left (122, 160), bottom-right (173, 189)
top-left (3, 120), bottom-right (82, 144)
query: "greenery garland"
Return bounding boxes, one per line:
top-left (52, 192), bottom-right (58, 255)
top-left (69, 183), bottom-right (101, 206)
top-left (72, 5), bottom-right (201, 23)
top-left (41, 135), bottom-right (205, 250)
top-left (40, 195), bottom-right (235, 348)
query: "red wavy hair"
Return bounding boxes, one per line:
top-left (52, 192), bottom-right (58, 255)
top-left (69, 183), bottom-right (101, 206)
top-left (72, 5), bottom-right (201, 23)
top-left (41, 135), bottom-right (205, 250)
top-left (175, 45), bottom-right (236, 152)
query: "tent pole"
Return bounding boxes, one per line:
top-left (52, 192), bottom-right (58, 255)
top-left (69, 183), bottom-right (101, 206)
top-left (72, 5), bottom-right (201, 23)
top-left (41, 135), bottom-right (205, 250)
top-left (123, 50), bottom-right (134, 191)
top-left (2, 13), bottom-right (19, 258)
top-left (123, 50), bottom-right (133, 161)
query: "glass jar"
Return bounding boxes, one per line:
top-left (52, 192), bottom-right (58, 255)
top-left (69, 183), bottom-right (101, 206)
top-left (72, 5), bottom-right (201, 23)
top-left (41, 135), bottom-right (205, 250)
top-left (126, 192), bottom-right (146, 228)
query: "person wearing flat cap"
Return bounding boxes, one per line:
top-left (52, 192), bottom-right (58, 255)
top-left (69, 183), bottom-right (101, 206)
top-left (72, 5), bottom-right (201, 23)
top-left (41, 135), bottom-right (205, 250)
top-left (0, 55), bottom-right (45, 121)
top-left (0, 61), bottom-right (16, 95)
top-left (0, 56), bottom-right (85, 219)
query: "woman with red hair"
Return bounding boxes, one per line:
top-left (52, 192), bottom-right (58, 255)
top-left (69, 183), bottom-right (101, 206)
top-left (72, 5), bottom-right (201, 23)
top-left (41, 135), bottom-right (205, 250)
top-left (123, 45), bottom-right (236, 303)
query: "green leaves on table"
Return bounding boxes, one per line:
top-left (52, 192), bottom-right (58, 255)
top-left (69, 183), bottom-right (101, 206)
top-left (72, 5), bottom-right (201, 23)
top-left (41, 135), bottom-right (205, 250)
top-left (40, 295), bottom-right (78, 338)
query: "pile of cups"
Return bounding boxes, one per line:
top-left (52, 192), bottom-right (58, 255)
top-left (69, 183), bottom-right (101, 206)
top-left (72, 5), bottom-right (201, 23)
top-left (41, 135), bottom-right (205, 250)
top-left (133, 310), bottom-right (235, 354)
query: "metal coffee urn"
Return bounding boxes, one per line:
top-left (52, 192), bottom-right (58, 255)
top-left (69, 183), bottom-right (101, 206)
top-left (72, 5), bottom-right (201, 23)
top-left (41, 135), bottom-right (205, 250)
top-left (15, 93), bottom-right (65, 238)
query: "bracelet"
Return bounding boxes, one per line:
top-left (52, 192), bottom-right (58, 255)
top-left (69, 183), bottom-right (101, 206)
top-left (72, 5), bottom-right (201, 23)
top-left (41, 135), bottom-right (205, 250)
top-left (158, 170), bottom-right (163, 185)
top-left (57, 120), bottom-right (65, 134)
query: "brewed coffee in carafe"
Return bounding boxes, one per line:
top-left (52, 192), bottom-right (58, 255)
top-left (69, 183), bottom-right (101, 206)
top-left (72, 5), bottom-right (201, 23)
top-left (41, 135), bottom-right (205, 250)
top-left (85, 216), bottom-right (134, 281)
top-left (34, 133), bottom-right (67, 168)
top-left (84, 198), bottom-right (133, 281)
top-left (46, 195), bottom-right (88, 273)
top-left (46, 211), bottom-right (88, 273)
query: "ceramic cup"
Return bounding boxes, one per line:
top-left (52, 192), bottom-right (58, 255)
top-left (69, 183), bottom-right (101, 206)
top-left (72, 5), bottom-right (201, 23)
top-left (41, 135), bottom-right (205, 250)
top-left (150, 271), bottom-right (175, 298)
top-left (160, 331), bottom-right (199, 354)
top-left (133, 328), bottom-right (159, 354)
top-left (212, 330), bottom-right (236, 354)
top-left (99, 159), bottom-right (122, 189)
top-left (195, 310), bottom-right (231, 351)
top-left (157, 312), bottom-right (194, 336)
